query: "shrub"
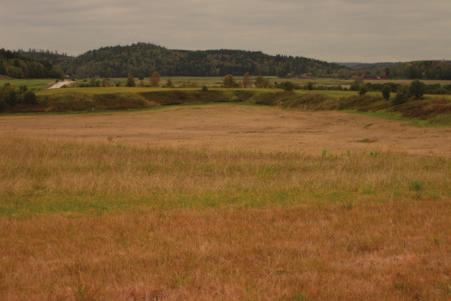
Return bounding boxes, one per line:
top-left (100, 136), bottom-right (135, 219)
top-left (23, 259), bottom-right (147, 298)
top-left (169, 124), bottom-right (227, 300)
top-left (0, 83), bottom-right (18, 106)
top-left (23, 91), bottom-right (37, 105)
top-left (382, 84), bottom-right (391, 100)
top-left (126, 74), bottom-right (136, 87)
top-left (409, 80), bottom-right (426, 100)
top-left (150, 71), bottom-right (161, 87)
top-left (223, 74), bottom-right (238, 88)
top-left (276, 81), bottom-right (297, 91)
top-left (350, 78), bottom-right (364, 91)
top-left (393, 86), bottom-right (410, 105)
top-left (164, 79), bottom-right (174, 88)
top-left (359, 86), bottom-right (368, 96)
top-left (305, 82), bottom-right (314, 90)
top-left (254, 76), bottom-right (271, 88)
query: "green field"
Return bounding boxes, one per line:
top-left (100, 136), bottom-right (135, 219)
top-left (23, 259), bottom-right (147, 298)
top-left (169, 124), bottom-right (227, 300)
top-left (0, 78), bottom-right (55, 91)
top-left (2, 77), bottom-right (451, 97)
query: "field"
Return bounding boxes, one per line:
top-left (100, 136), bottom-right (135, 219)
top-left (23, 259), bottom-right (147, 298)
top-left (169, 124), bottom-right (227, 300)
top-left (1, 104), bottom-right (450, 300)
top-left (3, 77), bottom-right (451, 92)
top-left (0, 78), bottom-right (55, 91)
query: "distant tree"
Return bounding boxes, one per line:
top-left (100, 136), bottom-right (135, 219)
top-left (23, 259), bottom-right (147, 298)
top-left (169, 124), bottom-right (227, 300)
top-left (254, 76), bottom-right (271, 88)
top-left (201, 85), bottom-right (209, 92)
top-left (1, 83), bottom-right (18, 106)
top-left (150, 71), bottom-right (161, 87)
top-left (102, 78), bottom-right (111, 87)
top-left (89, 78), bottom-right (100, 87)
top-left (277, 81), bottom-right (296, 92)
top-left (394, 86), bottom-right (410, 105)
top-left (164, 79), bottom-right (174, 88)
top-left (409, 80), bottom-right (425, 100)
top-left (381, 84), bottom-right (391, 100)
top-left (305, 82), bottom-right (314, 90)
top-left (126, 74), bottom-right (136, 87)
top-left (22, 90), bottom-right (37, 105)
top-left (223, 74), bottom-right (238, 88)
top-left (350, 78), bottom-right (364, 91)
top-left (359, 85), bottom-right (368, 96)
top-left (242, 72), bottom-right (252, 88)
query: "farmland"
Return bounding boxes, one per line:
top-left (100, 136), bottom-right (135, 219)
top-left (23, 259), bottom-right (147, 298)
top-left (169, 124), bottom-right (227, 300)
top-left (1, 104), bottom-right (450, 300)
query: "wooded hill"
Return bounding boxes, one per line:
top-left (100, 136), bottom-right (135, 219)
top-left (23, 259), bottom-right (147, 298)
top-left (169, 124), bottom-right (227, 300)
top-left (0, 49), bottom-right (65, 78)
top-left (340, 60), bottom-right (451, 80)
top-left (2, 43), bottom-right (451, 79)
top-left (63, 43), bottom-right (346, 78)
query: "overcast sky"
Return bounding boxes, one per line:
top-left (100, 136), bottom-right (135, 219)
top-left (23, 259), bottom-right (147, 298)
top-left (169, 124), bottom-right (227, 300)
top-left (0, 0), bottom-right (450, 62)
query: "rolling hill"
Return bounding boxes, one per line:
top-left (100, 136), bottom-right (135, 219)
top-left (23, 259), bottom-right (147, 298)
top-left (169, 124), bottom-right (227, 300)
top-left (63, 43), bottom-right (346, 78)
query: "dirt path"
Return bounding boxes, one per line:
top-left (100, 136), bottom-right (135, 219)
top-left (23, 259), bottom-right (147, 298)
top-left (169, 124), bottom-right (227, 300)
top-left (48, 80), bottom-right (74, 89)
top-left (1, 104), bottom-right (450, 156)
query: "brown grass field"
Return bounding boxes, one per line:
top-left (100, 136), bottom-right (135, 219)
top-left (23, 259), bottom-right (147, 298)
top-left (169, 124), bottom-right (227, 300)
top-left (0, 104), bottom-right (450, 300)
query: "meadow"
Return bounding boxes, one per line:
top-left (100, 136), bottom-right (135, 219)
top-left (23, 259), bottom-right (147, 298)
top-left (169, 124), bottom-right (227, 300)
top-left (0, 104), bottom-right (450, 300)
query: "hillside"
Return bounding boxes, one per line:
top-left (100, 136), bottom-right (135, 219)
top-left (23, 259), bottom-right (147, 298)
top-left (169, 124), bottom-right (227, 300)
top-left (0, 49), bottom-right (65, 79)
top-left (5, 43), bottom-right (451, 79)
top-left (64, 43), bottom-right (347, 78)
top-left (340, 60), bottom-right (451, 80)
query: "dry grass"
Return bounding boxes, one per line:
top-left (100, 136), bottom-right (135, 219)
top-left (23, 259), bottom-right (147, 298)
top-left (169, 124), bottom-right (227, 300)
top-left (1, 104), bottom-right (451, 156)
top-left (1, 203), bottom-right (450, 301)
top-left (0, 106), bottom-right (450, 300)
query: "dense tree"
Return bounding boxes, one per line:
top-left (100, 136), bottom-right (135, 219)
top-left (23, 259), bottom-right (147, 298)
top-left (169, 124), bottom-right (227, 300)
top-left (0, 49), bottom-right (64, 79)
top-left (62, 43), bottom-right (346, 78)
top-left (343, 60), bottom-right (451, 80)
top-left (0, 83), bottom-right (37, 109)
top-left (5, 44), bottom-right (451, 80)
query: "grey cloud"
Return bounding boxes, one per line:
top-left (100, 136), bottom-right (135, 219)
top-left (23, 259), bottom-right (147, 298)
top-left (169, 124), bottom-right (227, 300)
top-left (0, 0), bottom-right (450, 62)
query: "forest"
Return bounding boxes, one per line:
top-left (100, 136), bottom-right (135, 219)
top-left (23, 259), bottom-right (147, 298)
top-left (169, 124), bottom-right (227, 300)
top-left (2, 43), bottom-right (451, 80)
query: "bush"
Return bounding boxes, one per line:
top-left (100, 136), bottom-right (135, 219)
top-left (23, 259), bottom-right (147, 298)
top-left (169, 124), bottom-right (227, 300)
top-left (276, 81), bottom-right (297, 91)
top-left (409, 80), bottom-right (425, 100)
top-left (23, 91), bottom-right (37, 105)
top-left (0, 83), bottom-right (18, 106)
top-left (382, 84), bottom-right (391, 100)
top-left (254, 76), bottom-right (271, 88)
top-left (359, 86), bottom-right (368, 96)
top-left (223, 74), bottom-right (238, 88)
top-left (394, 86), bottom-right (410, 105)
top-left (126, 74), bottom-right (136, 87)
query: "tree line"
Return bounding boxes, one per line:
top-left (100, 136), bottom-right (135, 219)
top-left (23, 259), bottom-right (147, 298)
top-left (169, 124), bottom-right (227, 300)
top-left (0, 49), bottom-right (64, 79)
top-left (25, 43), bottom-right (347, 78)
top-left (0, 83), bottom-right (37, 111)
